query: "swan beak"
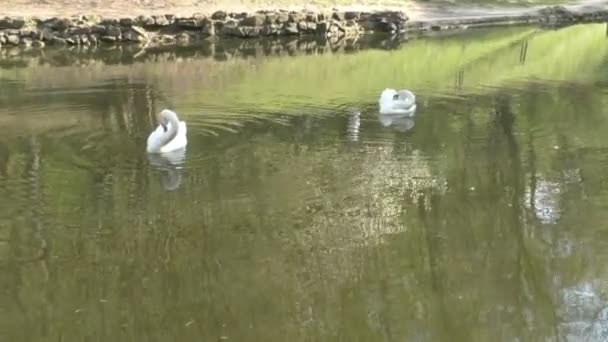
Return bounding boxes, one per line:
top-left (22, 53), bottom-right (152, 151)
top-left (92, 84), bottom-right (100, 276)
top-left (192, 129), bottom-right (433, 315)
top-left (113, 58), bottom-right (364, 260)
top-left (161, 123), bottom-right (168, 132)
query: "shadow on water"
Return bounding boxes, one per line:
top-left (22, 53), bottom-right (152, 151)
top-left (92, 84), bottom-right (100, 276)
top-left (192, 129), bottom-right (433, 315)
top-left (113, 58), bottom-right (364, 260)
top-left (2, 22), bottom-right (608, 341)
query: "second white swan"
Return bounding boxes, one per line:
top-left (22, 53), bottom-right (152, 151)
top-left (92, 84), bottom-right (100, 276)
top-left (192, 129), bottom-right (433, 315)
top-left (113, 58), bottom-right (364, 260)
top-left (146, 109), bottom-right (187, 154)
top-left (379, 88), bottom-right (417, 116)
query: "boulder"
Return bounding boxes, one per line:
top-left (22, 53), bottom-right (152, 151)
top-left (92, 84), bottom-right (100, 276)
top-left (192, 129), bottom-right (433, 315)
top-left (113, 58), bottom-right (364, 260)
top-left (202, 22), bottom-right (215, 36)
top-left (288, 12), bottom-right (305, 23)
top-left (176, 18), bottom-right (201, 28)
top-left (20, 37), bottom-right (32, 46)
top-left (80, 34), bottom-right (90, 45)
top-left (83, 14), bottom-right (101, 23)
top-left (40, 28), bottom-right (55, 42)
top-left (220, 20), bottom-right (239, 36)
top-left (119, 17), bottom-right (135, 26)
top-left (283, 22), bottom-right (299, 35)
top-left (332, 12), bottom-right (345, 21)
top-left (130, 26), bottom-right (148, 39)
top-left (6, 35), bottom-right (19, 45)
top-left (237, 26), bottom-right (260, 38)
top-left (138, 15), bottom-right (155, 27)
top-left (51, 36), bottom-right (68, 45)
top-left (66, 35), bottom-right (79, 44)
top-left (261, 24), bottom-right (279, 36)
top-left (316, 21), bottom-right (329, 35)
top-left (44, 17), bottom-right (71, 30)
top-left (277, 12), bottom-right (289, 23)
top-left (88, 34), bottom-right (98, 45)
top-left (211, 11), bottom-right (227, 20)
top-left (345, 11), bottom-right (360, 20)
top-left (67, 26), bottom-right (92, 35)
top-left (105, 25), bottom-right (121, 37)
top-left (153, 15), bottom-right (170, 26)
top-left (0, 16), bottom-right (25, 29)
top-left (32, 40), bottom-right (45, 48)
top-left (100, 35), bottom-right (117, 42)
top-left (241, 13), bottom-right (265, 27)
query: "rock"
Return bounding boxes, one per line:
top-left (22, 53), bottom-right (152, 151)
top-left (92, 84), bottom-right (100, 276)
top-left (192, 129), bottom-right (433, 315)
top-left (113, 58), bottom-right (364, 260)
top-left (265, 12), bottom-right (278, 24)
top-left (66, 36), bottom-right (79, 45)
top-left (539, 5), bottom-right (578, 25)
top-left (120, 17), bottom-right (135, 26)
top-left (100, 35), bottom-right (117, 42)
top-left (0, 16), bottom-right (26, 29)
top-left (289, 12), bottom-right (304, 23)
top-left (161, 35), bottom-right (176, 44)
top-left (283, 22), bottom-right (299, 35)
top-left (20, 37), bottom-right (32, 46)
top-left (306, 13), bottom-right (317, 23)
top-left (19, 29), bottom-right (34, 37)
top-left (130, 26), bottom-right (148, 38)
top-left (101, 18), bottom-right (119, 25)
top-left (345, 11), bottom-right (360, 20)
top-left (332, 12), bottom-right (345, 21)
top-left (80, 34), bottom-right (90, 45)
top-left (241, 13), bottom-right (265, 27)
top-left (6, 35), bottom-right (19, 45)
top-left (211, 11), bottom-right (227, 20)
top-left (316, 21), bottom-right (329, 35)
top-left (220, 21), bottom-right (239, 36)
top-left (105, 25), bottom-right (121, 37)
top-left (277, 12), bottom-right (289, 23)
top-left (153, 15), bottom-right (170, 26)
top-left (202, 22), bottom-right (215, 36)
top-left (318, 13), bottom-right (329, 22)
top-left (44, 17), bottom-right (71, 30)
top-left (237, 26), bottom-right (260, 38)
top-left (83, 14), bottom-right (101, 23)
top-left (176, 32), bottom-right (190, 43)
top-left (138, 15), bottom-right (155, 27)
top-left (177, 18), bottom-right (201, 28)
top-left (4, 29), bottom-right (19, 36)
top-left (88, 34), bottom-right (98, 45)
top-left (297, 21), bottom-right (308, 31)
top-left (32, 40), bottom-right (45, 48)
top-left (92, 25), bottom-right (106, 34)
top-left (307, 22), bottom-right (317, 32)
top-left (51, 36), bottom-right (67, 45)
top-left (261, 24), bottom-right (279, 36)
top-left (67, 26), bottom-right (92, 35)
top-left (0, 36), bottom-right (5, 44)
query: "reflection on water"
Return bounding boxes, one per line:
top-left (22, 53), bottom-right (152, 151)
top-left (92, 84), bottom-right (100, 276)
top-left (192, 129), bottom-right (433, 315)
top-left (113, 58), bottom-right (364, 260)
top-left (147, 149), bottom-right (187, 191)
top-left (378, 113), bottom-right (416, 132)
top-left (2, 23), bottom-right (608, 341)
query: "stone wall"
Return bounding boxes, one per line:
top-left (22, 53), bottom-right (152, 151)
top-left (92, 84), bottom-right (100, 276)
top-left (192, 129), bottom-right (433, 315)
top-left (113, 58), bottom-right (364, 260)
top-left (0, 10), bottom-right (408, 49)
top-left (0, 5), bottom-right (606, 50)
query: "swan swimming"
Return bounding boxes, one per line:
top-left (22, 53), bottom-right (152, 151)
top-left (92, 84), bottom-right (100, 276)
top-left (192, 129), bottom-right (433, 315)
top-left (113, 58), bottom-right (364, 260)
top-left (146, 109), bottom-right (187, 154)
top-left (378, 88), bottom-right (417, 116)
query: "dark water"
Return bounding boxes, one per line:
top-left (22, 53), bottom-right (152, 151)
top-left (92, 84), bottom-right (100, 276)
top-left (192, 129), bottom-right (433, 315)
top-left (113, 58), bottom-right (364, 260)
top-left (2, 24), bottom-right (608, 342)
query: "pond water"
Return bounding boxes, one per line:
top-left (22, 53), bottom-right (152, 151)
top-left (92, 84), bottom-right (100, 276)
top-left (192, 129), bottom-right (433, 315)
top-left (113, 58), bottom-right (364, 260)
top-left (2, 23), bottom-right (608, 342)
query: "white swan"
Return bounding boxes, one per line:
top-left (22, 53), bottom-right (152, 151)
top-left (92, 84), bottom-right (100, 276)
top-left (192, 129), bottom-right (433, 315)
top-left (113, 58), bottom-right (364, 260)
top-left (379, 88), bottom-right (417, 116)
top-left (146, 109), bottom-right (187, 154)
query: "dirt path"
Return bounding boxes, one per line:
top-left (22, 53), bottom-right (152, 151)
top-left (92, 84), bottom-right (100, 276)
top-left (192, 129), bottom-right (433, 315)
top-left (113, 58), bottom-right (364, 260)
top-left (1, 0), bottom-right (606, 21)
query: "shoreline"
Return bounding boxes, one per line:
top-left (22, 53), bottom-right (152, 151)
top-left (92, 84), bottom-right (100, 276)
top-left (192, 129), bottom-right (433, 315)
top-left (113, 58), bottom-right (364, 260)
top-left (0, 1), bottom-right (606, 49)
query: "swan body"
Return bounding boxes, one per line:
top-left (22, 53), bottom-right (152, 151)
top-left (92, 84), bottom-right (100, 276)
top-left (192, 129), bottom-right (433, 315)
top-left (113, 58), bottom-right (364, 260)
top-left (146, 109), bottom-right (187, 154)
top-left (379, 88), bottom-right (417, 116)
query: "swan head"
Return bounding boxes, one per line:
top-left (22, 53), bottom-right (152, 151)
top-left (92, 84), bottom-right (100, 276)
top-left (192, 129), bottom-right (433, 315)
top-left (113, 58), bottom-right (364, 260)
top-left (158, 109), bottom-right (178, 132)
